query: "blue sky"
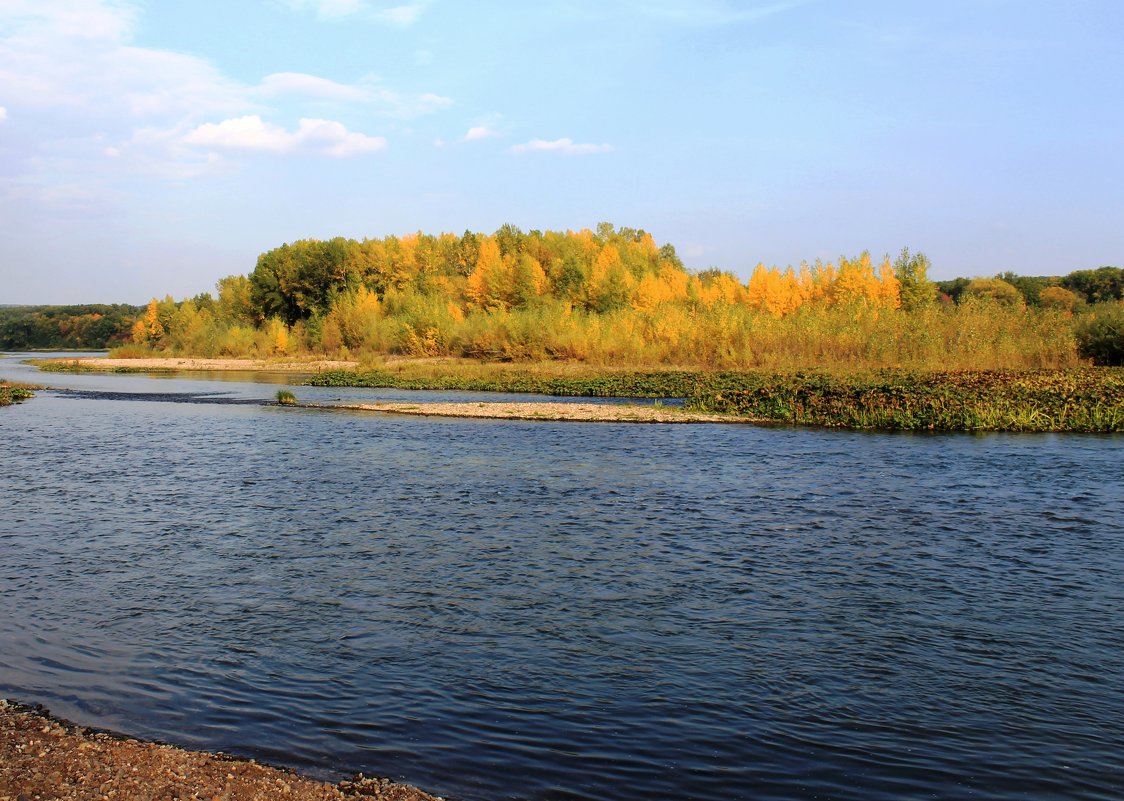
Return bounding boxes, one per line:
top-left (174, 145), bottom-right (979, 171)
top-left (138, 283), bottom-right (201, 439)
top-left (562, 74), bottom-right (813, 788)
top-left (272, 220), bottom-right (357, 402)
top-left (1, 0), bottom-right (1121, 303)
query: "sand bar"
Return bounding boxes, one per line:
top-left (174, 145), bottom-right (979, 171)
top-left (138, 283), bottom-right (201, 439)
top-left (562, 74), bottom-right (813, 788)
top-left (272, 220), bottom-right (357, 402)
top-left (330, 401), bottom-right (746, 424)
top-left (0, 699), bottom-right (440, 801)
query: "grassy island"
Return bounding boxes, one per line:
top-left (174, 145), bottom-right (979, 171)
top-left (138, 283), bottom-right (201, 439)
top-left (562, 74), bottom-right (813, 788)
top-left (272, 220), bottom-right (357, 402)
top-left (0, 380), bottom-right (39, 407)
top-left (305, 363), bottom-right (1124, 432)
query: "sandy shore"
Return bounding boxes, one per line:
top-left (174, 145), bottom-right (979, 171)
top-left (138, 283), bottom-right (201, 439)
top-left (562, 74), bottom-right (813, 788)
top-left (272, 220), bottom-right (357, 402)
top-left (329, 401), bottom-right (745, 424)
top-left (0, 699), bottom-right (440, 801)
top-left (42, 357), bottom-right (359, 372)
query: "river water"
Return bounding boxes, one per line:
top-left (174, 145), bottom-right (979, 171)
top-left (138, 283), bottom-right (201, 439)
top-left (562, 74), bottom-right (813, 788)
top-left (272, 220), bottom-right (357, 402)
top-left (1, 353), bottom-right (1122, 800)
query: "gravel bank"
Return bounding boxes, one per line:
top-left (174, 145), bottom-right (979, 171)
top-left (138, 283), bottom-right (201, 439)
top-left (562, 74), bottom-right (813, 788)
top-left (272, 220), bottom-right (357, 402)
top-left (0, 700), bottom-right (441, 801)
top-left (332, 401), bottom-right (746, 424)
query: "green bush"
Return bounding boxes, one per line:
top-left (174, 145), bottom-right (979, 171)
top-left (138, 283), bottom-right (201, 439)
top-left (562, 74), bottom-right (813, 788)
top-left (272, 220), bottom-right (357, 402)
top-left (1076, 305), bottom-right (1124, 365)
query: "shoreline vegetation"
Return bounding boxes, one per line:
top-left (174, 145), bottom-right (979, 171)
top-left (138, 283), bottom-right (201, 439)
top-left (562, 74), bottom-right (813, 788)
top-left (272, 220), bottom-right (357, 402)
top-left (27, 356), bottom-right (1124, 432)
top-left (0, 379), bottom-right (39, 406)
top-left (0, 699), bottom-right (440, 801)
top-left (7, 227), bottom-right (1123, 374)
top-left (11, 224), bottom-right (1123, 431)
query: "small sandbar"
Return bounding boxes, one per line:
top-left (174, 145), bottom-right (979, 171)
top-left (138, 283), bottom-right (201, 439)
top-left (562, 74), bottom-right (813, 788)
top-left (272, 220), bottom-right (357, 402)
top-left (331, 401), bottom-right (747, 424)
top-left (48, 357), bottom-right (359, 372)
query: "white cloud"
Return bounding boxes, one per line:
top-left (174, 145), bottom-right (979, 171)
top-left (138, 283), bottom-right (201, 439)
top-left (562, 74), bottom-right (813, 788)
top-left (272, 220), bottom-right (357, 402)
top-left (0, 106), bottom-right (7, 121)
top-left (182, 115), bottom-right (387, 157)
top-left (0, 2), bottom-right (247, 117)
top-left (0, 0), bottom-right (450, 183)
top-left (464, 125), bottom-right (498, 142)
top-left (511, 138), bottom-right (613, 155)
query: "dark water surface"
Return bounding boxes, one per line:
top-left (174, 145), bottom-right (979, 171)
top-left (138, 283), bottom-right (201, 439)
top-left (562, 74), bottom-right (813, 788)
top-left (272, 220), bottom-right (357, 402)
top-left (2, 354), bottom-right (1123, 800)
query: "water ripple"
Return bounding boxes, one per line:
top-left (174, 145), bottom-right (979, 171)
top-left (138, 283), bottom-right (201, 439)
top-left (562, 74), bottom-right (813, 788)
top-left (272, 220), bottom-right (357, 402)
top-left (1, 357), bottom-right (1123, 800)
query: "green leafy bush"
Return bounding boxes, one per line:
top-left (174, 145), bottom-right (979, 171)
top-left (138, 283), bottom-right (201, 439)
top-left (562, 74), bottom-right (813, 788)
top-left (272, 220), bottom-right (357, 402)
top-left (1075, 305), bottom-right (1124, 365)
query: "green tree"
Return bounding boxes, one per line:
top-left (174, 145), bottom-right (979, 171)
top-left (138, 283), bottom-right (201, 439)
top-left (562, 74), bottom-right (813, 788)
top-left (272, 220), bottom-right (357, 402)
top-left (962, 277), bottom-right (1023, 306)
top-left (1061, 266), bottom-right (1124, 304)
top-left (893, 248), bottom-right (937, 311)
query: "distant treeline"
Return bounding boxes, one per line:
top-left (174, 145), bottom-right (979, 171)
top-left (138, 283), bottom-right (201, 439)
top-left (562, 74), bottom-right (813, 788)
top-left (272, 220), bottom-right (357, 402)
top-left (0, 304), bottom-right (139, 350)
top-left (936, 267), bottom-right (1124, 308)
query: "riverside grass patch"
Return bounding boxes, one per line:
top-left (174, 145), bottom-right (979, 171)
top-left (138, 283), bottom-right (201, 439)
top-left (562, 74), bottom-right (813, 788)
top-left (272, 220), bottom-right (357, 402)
top-left (307, 365), bottom-right (1124, 432)
top-left (25, 359), bottom-right (167, 374)
top-left (0, 381), bottom-right (38, 406)
top-left (305, 366), bottom-right (723, 398)
top-left (691, 368), bottom-right (1124, 432)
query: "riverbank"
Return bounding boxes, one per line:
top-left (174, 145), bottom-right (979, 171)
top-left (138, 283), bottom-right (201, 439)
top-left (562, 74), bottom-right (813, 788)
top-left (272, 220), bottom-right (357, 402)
top-left (306, 365), bottom-right (1124, 432)
top-left (0, 699), bottom-right (441, 801)
top-left (25, 356), bottom-right (1124, 431)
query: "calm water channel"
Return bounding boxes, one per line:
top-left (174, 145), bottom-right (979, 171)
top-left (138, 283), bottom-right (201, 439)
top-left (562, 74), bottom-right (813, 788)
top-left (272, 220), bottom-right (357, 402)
top-left (1, 353), bottom-right (1122, 800)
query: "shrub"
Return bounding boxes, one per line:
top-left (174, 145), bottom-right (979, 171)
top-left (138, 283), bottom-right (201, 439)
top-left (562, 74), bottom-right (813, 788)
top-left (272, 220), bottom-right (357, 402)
top-left (1076, 304), bottom-right (1124, 365)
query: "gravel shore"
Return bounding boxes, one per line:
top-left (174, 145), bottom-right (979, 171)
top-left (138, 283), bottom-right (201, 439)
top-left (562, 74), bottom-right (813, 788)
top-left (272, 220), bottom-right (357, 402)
top-left (331, 401), bottom-right (746, 424)
top-left (0, 700), bottom-right (441, 801)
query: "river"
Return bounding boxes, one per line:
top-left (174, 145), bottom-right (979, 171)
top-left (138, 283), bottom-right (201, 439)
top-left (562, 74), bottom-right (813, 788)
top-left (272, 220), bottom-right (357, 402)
top-left (1, 353), bottom-right (1122, 800)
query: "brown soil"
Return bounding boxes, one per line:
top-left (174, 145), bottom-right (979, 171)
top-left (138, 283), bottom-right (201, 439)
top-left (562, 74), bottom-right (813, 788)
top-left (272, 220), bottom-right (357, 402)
top-left (50, 358), bottom-right (359, 373)
top-left (330, 401), bottom-right (746, 424)
top-left (0, 700), bottom-right (441, 801)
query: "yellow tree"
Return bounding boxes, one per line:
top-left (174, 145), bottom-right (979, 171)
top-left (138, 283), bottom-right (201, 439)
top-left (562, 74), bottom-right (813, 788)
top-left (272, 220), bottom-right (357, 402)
top-left (876, 256), bottom-right (902, 309)
top-left (466, 237), bottom-right (507, 310)
top-left (589, 245), bottom-right (635, 312)
top-left (745, 264), bottom-right (773, 311)
top-left (132, 298), bottom-right (164, 344)
top-left (832, 253), bottom-right (881, 306)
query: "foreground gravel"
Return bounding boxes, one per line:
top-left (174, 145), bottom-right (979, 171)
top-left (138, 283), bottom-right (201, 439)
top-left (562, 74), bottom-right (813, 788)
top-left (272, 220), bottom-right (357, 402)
top-left (0, 700), bottom-right (441, 801)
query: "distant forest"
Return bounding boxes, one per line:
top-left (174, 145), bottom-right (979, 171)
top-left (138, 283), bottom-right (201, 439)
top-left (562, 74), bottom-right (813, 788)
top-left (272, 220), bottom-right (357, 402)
top-left (0, 304), bottom-right (139, 350)
top-left (3, 225), bottom-right (1122, 366)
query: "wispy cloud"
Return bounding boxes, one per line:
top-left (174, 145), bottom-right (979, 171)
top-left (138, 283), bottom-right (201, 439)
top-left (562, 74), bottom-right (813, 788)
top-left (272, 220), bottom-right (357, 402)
top-left (283, 0), bottom-right (429, 25)
top-left (0, 0), bottom-right (451, 186)
top-left (183, 115), bottom-right (387, 157)
top-left (464, 125), bottom-right (499, 142)
top-left (512, 138), bottom-right (612, 155)
top-left (257, 72), bottom-right (372, 102)
top-left (372, 2), bottom-right (428, 26)
top-left (602, 0), bottom-right (806, 26)
top-left (257, 73), bottom-right (451, 118)
top-left (0, 106), bottom-right (7, 121)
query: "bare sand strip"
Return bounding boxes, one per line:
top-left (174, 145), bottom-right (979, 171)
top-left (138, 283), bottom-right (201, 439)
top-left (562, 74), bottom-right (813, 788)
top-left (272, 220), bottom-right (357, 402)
top-left (47, 357), bottom-right (359, 372)
top-left (0, 699), bottom-right (440, 801)
top-left (329, 401), bottom-right (746, 424)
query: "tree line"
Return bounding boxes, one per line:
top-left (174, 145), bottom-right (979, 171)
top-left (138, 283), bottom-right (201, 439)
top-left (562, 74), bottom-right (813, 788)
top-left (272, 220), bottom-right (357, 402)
top-left (0, 304), bottom-right (139, 350)
top-left (4, 225), bottom-right (1121, 366)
